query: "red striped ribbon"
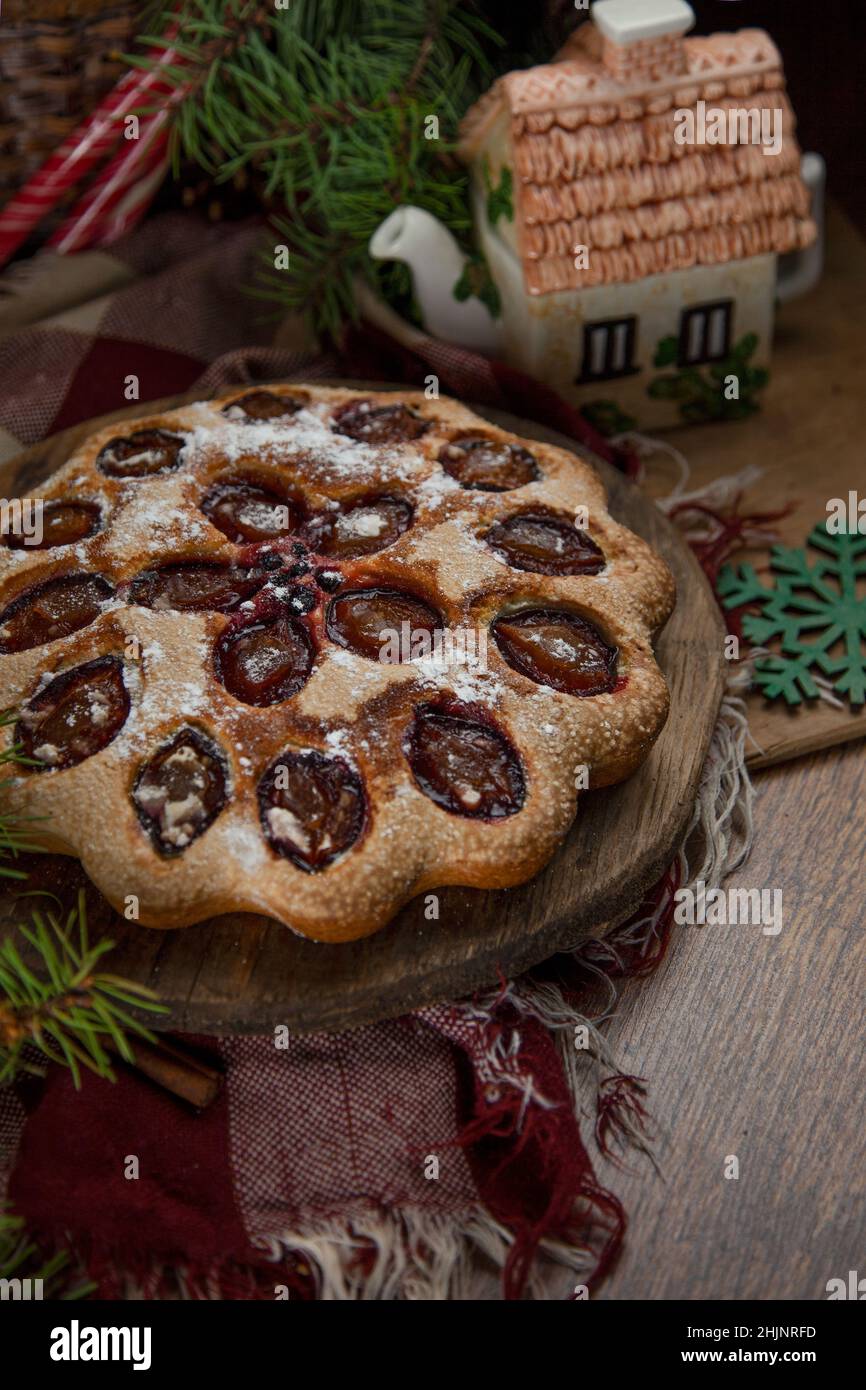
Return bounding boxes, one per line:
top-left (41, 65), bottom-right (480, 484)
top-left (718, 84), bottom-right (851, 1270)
top-left (0, 35), bottom-right (183, 267)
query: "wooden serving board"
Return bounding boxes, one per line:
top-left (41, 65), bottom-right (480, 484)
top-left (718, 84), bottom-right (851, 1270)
top-left (0, 390), bottom-right (725, 1034)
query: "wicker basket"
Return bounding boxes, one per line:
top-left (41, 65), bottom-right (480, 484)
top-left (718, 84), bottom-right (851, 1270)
top-left (0, 0), bottom-right (138, 209)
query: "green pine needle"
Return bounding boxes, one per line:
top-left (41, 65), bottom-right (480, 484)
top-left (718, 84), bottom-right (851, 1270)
top-left (0, 1204), bottom-right (95, 1298)
top-left (0, 890), bottom-right (167, 1088)
top-left (130, 0), bottom-right (506, 340)
top-left (1, 711), bottom-right (166, 1086)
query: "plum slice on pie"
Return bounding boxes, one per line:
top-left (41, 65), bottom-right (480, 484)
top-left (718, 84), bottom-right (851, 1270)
top-left (3, 501), bottom-right (101, 550)
top-left (326, 588), bottom-right (440, 663)
top-left (485, 514), bottom-right (604, 576)
top-left (16, 655), bottom-right (130, 770)
top-left (215, 616), bottom-right (314, 705)
top-left (201, 480), bottom-right (300, 543)
top-left (493, 608), bottom-right (618, 696)
top-left (332, 399), bottom-right (430, 444)
top-left (0, 573), bottom-right (113, 653)
top-left (128, 563), bottom-right (265, 613)
top-left (222, 389), bottom-right (308, 421)
top-left (97, 429), bottom-right (185, 479)
top-left (302, 496), bottom-right (413, 559)
top-left (406, 704), bottom-right (525, 818)
top-left (439, 435), bottom-right (540, 491)
top-left (258, 749), bottom-right (366, 871)
top-left (133, 727), bottom-right (228, 855)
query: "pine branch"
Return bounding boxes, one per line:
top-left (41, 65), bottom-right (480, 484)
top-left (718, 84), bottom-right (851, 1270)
top-left (1, 710), bottom-right (167, 1084)
top-left (0, 890), bottom-right (167, 1087)
top-left (130, 0), bottom-right (506, 340)
top-left (0, 1203), bottom-right (95, 1299)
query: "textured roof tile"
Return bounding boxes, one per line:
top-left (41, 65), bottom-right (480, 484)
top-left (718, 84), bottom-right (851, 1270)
top-left (458, 23), bottom-right (815, 292)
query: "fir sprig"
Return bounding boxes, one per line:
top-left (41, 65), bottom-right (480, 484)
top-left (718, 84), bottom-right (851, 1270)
top-left (132, 0), bottom-right (505, 340)
top-left (0, 1204), bottom-right (95, 1299)
top-left (0, 712), bottom-right (167, 1084)
top-left (0, 891), bottom-right (167, 1087)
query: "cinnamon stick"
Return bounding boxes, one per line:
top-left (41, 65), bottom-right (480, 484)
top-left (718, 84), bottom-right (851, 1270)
top-left (106, 1035), bottom-right (222, 1109)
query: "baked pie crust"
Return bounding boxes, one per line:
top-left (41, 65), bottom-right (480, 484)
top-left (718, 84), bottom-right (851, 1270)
top-left (0, 386), bottom-right (675, 943)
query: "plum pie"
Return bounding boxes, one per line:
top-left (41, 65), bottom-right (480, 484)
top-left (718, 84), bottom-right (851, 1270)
top-left (0, 386), bottom-right (674, 942)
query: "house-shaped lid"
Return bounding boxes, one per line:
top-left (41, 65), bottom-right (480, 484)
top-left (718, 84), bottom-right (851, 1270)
top-left (458, 0), bottom-right (816, 295)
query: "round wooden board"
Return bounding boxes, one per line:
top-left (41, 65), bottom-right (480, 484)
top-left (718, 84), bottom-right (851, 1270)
top-left (0, 385), bottom-right (725, 1034)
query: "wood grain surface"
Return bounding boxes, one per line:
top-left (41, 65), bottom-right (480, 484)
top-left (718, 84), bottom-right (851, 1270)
top-left (595, 738), bottom-right (866, 1300)
top-left (0, 394), bottom-right (724, 1034)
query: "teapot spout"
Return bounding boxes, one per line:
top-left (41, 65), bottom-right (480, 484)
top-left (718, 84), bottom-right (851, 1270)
top-left (369, 206), bottom-right (501, 354)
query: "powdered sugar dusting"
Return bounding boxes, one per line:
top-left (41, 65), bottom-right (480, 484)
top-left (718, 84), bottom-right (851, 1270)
top-left (413, 468), bottom-right (461, 510)
top-left (110, 627), bottom-right (208, 756)
top-left (410, 641), bottom-right (505, 707)
top-left (184, 407), bottom-right (431, 490)
top-left (227, 822), bottom-right (268, 871)
top-left (107, 477), bottom-right (213, 557)
top-left (324, 726), bottom-right (357, 766)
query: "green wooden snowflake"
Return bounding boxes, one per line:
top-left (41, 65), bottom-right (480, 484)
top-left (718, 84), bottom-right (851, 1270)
top-left (717, 522), bottom-right (866, 707)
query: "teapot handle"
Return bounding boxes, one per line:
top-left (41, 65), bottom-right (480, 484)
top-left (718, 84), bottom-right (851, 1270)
top-left (777, 153), bottom-right (825, 304)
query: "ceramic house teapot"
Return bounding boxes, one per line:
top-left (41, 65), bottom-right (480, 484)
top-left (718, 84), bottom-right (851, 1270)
top-left (369, 0), bottom-right (824, 432)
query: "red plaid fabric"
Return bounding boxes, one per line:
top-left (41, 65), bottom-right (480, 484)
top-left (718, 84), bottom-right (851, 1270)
top-left (0, 212), bottom-right (635, 473)
top-left (0, 213), bottom-right (657, 1299)
top-left (5, 1003), bottom-right (629, 1299)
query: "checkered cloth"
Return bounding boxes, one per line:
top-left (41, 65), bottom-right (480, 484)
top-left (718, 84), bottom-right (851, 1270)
top-left (0, 213), bottom-right (657, 1300)
top-left (0, 211), bottom-right (634, 472)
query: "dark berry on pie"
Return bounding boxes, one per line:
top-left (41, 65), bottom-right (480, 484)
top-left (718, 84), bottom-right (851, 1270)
top-left (258, 552), bottom-right (284, 571)
top-left (326, 588), bottom-right (440, 663)
top-left (16, 656), bottom-right (129, 770)
top-left (406, 705), bottom-right (525, 819)
top-left (315, 568), bottom-right (342, 593)
top-left (97, 428), bottom-right (185, 479)
top-left (222, 389), bottom-right (307, 421)
top-left (133, 727), bottom-right (228, 855)
top-left (201, 480), bottom-right (299, 543)
top-left (215, 617), bottom-right (314, 705)
top-left (282, 584), bottom-right (316, 616)
top-left (0, 573), bottom-right (113, 653)
top-left (485, 514), bottom-right (604, 575)
top-left (439, 435), bottom-right (540, 491)
top-left (303, 495), bottom-right (413, 559)
top-left (128, 562), bottom-right (264, 613)
top-left (332, 399), bottom-right (430, 444)
top-left (492, 608), bottom-right (617, 696)
top-left (258, 749), bottom-right (366, 871)
top-left (3, 500), bottom-right (101, 550)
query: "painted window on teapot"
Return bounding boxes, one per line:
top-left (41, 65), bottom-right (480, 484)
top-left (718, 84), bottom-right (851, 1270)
top-left (678, 300), bottom-right (733, 367)
top-left (578, 316), bottom-right (639, 383)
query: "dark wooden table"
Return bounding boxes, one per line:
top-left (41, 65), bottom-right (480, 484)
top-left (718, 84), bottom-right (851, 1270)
top-left (596, 740), bottom-right (864, 1300)
top-left (588, 206), bottom-right (866, 1300)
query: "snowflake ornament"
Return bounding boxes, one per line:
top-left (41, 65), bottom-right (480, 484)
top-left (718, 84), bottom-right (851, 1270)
top-left (718, 522), bottom-right (866, 707)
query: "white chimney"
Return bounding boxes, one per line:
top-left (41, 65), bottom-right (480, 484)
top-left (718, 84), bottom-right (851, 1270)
top-left (592, 0), bottom-right (695, 82)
